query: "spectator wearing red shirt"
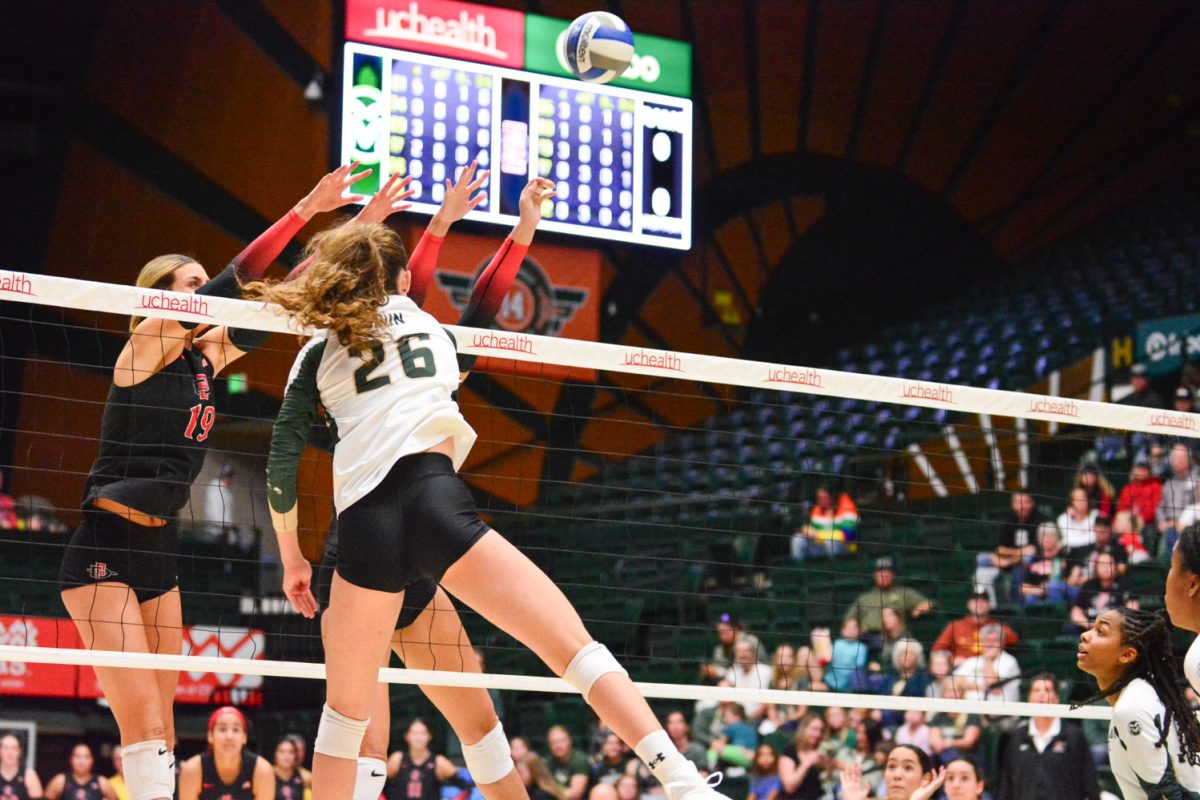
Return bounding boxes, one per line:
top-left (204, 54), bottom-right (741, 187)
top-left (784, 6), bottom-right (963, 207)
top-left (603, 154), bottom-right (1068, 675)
top-left (1116, 460), bottom-right (1162, 531)
top-left (931, 590), bottom-right (1020, 666)
top-left (1074, 463), bottom-right (1115, 519)
top-left (0, 471), bottom-right (17, 530)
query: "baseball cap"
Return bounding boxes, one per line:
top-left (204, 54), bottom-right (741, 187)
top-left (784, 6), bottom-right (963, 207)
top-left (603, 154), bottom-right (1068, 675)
top-left (1177, 386), bottom-right (1193, 401)
top-left (874, 556), bottom-right (894, 571)
top-left (1131, 363), bottom-right (1149, 377)
top-left (970, 587), bottom-right (989, 599)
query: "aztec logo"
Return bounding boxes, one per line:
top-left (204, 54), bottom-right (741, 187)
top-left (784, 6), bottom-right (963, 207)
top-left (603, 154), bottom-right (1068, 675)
top-left (436, 255), bottom-right (588, 337)
top-left (0, 619), bottom-right (39, 648)
top-left (183, 628), bottom-right (265, 693)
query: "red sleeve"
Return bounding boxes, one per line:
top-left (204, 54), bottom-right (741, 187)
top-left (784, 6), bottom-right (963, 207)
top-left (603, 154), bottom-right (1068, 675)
top-left (407, 230), bottom-right (445, 307)
top-left (459, 237), bottom-right (527, 327)
top-left (1117, 485), bottom-right (1132, 513)
top-left (1003, 623), bottom-right (1020, 646)
top-left (231, 209), bottom-right (307, 281)
top-left (284, 256), bottom-right (314, 283)
top-left (931, 622), bottom-right (955, 657)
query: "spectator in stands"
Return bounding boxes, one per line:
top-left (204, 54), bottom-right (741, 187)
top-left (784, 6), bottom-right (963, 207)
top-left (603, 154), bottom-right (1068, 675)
top-left (517, 753), bottom-right (565, 800)
top-left (848, 720), bottom-right (885, 796)
top-left (842, 557), bottom-right (932, 646)
top-left (976, 491), bottom-right (1043, 604)
top-left (928, 707), bottom-right (982, 766)
top-left (1175, 385), bottom-right (1198, 414)
top-left (1121, 363), bottom-right (1163, 409)
top-left (931, 590), bottom-right (1020, 666)
top-left (1155, 442), bottom-right (1199, 558)
top-left (882, 638), bottom-right (931, 728)
top-left (789, 486), bottom-right (859, 561)
top-left (876, 606), bottom-right (908, 670)
top-left (953, 625), bottom-right (1021, 703)
top-left (1146, 440), bottom-right (1172, 480)
top-left (819, 707), bottom-right (855, 769)
top-left (699, 613), bottom-right (763, 683)
top-left (663, 712), bottom-right (707, 772)
top-left (942, 757), bottom-right (986, 800)
top-left (763, 645), bottom-right (813, 735)
top-left (587, 785), bottom-right (617, 800)
top-left (107, 746), bottom-right (127, 800)
top-left (0, 733), bottom-right (43, 800)
top-left (1057, 487), bottom-right (1098, 557)
top-left (823, 619), bottom-right (868, 692)
top-left (510, 737), bottom-right (531, 762)
top-left (0, 472), bottom-right (17, 530)
top-left (1117, 459), bottom-right (1161, 536)
top-left (893, 711), bottom-right (933, 756)
top-left (1074, 462), bottom-right (1115, 518)
top-left (995, 674), bottom-right (1099, 800)
top-left (708, 703), bottom-right (757, 775)
top-left (724, 640), bottom-right (774, 720)
top-left (1072, 515), bottom-right (1128, 582)
top-left (590, 735), bottom-right (633, 787)
top-left (613, 775), bottom-right (639, 800)
top-left (747, 745), bottom-right (781, 800)
top-left (777, 715), bottom-right (827, 800)
top-left (1067, 551), bottom-right (1138, 634)
top-left (546, 726), bottom-right (591, 800)
top-left (1113, 509), bottom-right (1152, 564)
top-left (925, 651), bottom-right (956, 700)
top-left (1022, 523), bottom-right (1075, 606)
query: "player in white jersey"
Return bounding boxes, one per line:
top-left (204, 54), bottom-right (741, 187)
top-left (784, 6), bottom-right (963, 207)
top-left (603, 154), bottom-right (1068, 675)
top-left (1076, 607), bottom-right (1200, 798)
top-left (258, 179), bottom-right (729, 800)
top-left (1165, 524), bottom-right (1200, 695)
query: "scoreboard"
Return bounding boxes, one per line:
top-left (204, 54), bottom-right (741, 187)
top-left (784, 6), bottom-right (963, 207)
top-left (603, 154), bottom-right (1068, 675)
top-left (339, 0), bottom-right (694, 250)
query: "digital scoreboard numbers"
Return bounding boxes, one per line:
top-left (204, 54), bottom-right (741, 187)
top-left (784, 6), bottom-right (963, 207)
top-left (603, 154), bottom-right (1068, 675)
top-left (340, 0), bottom-right (693, 250)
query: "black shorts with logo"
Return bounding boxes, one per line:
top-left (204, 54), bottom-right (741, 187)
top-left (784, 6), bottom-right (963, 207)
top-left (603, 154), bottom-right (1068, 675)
top-left (59, 509), bottom-right (179, 602)
top-left (336, 452), bottom-right (490, 594)
top-left (315, 515), bottom-right (438, 630)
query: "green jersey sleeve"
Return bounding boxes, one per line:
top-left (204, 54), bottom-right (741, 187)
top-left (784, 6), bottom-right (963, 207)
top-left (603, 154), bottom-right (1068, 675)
top-left (267, 338), bottom-right (327, 515)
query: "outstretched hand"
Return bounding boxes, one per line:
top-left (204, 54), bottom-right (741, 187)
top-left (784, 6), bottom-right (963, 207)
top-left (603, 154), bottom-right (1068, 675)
top-left (295, 162), bottom-right (372, 220)
top-left (518, 177), bottom-right (556, 223)
top-left (910, 767), bottom-right (947, 800)
top-left (356, 173), bottom-right (416, 224)
top-left (837, 763), bottom-right (869, 800)
top-left (433, 160), bottom-right (490, 227)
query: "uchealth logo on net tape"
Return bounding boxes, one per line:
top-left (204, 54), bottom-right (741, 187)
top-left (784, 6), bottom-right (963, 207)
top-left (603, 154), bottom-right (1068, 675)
top-left (900, 382), bottom-right (955, 404)
top-left (137, 291), bottom-right (212, 318)
top-left (1026, 397), bottom-right (1079, 418)
top-left (766, 366), bottom-right (823, 388)
top-left (623, 349), bottom-right (683, 372)
top-left (1150, 411), bottom-right (1199, 431)
top-left (0, 272), bottom-right (35, 297)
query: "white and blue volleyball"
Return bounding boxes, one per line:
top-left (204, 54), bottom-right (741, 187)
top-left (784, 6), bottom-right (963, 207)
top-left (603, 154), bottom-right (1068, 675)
top-left (561, 12), bottom-right (635, 84)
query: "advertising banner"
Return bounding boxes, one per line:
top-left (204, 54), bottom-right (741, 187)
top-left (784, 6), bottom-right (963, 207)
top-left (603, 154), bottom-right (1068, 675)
top-left (1135, 312), bottom-right (1200, 377)
top-left (0, 616), bottom-right (83, 698)
top-left (346, 0), bottom-right (526, 68)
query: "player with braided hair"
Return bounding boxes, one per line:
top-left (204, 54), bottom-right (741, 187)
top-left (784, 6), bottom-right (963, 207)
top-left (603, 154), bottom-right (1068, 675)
top-left (1165, 524), bottom-right (1200, 695)
top-left (1075, 607), bottom-right (1200, 798)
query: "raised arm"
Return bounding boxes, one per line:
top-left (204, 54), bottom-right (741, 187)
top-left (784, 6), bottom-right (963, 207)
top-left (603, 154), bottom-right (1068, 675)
top-left (266, 338), bottom-right (327, 619)
top-left (408, 161), bottom-right (490, 306)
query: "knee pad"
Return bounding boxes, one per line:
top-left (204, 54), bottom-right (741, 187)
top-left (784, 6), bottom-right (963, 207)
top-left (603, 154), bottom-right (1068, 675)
top-left (122, 740), bottom-right (173, 800)
top-left (315, 703), bottom-right (370, 761)
top-left (462, 721), bottom-right (514, 785)
top-left (353, 757), bottom-right (387, 800)
top-left (561, 641), bottom-right (627, 702)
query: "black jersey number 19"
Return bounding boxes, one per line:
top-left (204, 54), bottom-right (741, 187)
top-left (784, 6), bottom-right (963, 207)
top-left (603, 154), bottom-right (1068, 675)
top-left (354, 334), bottom-right (437, 394)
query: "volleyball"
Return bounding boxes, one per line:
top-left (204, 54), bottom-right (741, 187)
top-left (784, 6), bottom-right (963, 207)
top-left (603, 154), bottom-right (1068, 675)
top-left (561, 12), bottom-right (635, 84)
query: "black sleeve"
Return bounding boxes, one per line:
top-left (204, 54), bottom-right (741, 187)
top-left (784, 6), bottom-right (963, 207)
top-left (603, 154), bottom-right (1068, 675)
top-left (180, 266), bottom-right (242, 330)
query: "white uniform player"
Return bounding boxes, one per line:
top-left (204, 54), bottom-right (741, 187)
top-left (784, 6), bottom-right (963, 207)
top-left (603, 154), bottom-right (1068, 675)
top-left (1109, 677), bottom-right (1200, 799)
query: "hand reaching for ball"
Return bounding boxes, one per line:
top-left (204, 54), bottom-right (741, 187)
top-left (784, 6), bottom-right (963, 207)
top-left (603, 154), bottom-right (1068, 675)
top-left (513, 178), bottom-right (556, 245)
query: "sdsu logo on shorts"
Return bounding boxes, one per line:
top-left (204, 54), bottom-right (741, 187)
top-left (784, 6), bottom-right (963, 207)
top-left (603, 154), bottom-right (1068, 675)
top-left (87, 562), bottom-right (117, 579)
top-left (436, 256), bottom-right (588, 336)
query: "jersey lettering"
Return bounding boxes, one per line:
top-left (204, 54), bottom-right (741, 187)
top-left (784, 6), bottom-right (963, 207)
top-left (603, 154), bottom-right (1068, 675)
top-left (185, 404), bottom-right (216, 441)
top-left (353, 334), bottom-right (438, 395)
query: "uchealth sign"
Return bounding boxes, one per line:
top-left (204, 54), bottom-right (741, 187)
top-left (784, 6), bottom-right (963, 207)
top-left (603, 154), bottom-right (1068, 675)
top-left (345, 0), bottom-right (526, 67)
top-left (2, 615), bottom-right (264, 704)
top-left (1136, 312), bottom-right (1200, 377)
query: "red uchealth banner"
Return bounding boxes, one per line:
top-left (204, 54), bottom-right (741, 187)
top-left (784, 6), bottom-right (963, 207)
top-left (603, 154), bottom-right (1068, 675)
top-left (345, 0), bottom-right (527, 69)
top-left (415, 231), bottom-right (601, 381)
top-left (1, 615), bottom-right (264, 704)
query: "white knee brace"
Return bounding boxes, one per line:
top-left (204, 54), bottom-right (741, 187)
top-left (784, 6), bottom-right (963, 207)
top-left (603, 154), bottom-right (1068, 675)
top-left (353, 757), bottom-right (387, 800)
top-left (462, 722), bottom-right (514, 785)
top-left (122, 740), bottom-right (173, 800)
top-left (315, 704), bottom-right (370, 761)
top-left (561, 641), bottom-right (627, 703)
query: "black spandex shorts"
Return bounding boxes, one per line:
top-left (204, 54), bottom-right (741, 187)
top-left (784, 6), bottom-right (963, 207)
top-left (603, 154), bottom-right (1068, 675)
top-left (336, 452), bottom-right (490, 593)
top-left (315, 518), bottom-right (438, 630)
top-left (59, 509), bottom-right (179, 602)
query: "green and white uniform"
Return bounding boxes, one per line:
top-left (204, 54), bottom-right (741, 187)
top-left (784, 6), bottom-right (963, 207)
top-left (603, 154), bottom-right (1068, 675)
top-left (1109, 678), bottom-right (1200, 799)
top-left (267, 295), bottom-right (475, 518)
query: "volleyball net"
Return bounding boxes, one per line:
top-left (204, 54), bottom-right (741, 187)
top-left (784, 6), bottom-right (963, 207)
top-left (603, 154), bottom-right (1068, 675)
top-left (4, 267), bottom-right (1189, 730)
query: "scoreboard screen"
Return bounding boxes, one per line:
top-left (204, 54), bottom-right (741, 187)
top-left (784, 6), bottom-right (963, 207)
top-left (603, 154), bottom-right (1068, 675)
top-left (339, 0), bottom-right (693, 250)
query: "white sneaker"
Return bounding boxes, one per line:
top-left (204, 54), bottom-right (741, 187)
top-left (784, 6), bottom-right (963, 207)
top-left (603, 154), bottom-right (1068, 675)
top-left (663, 759), bottom-right (727, 800)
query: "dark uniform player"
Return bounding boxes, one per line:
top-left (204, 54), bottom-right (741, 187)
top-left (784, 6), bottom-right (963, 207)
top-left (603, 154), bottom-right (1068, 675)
top-left (179, 708), bottom-right (273, 800)
top-left (271, 740), bottom-right (306, 800)
top-left (384, 721), bottom-right (458, 800)
top-left (44, 745), bottom-right (114, 800)
top-left (56, 164), bottom-right (384, 800)
top-left (0, 734), bottom-right (42, 800)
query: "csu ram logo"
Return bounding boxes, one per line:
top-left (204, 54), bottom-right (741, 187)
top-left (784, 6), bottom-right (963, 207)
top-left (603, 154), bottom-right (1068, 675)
top-left (436, 255), bottom-right (588, 337)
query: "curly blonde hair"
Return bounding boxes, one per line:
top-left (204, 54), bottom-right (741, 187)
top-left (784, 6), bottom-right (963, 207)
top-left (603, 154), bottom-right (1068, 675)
top-left (244, 223), bottom-right (408, 352)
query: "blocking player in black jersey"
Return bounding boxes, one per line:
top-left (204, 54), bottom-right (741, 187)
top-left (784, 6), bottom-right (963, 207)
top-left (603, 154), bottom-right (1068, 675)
top-left (0, 734), bottom-right (43, 800)
top-left (57, 164), bottom-right (411, 800)
top-left (271, 740), bottom-right (308, 800)
top-left (44, 745), bottom-right (115, 800)
top-left (179, 708), bottom-right (274, 800)
top-left (262, 178), bottom-right (729, 800)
